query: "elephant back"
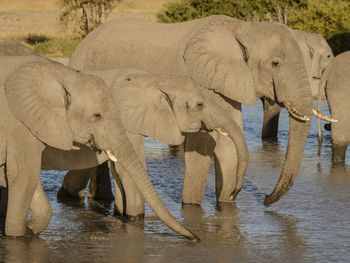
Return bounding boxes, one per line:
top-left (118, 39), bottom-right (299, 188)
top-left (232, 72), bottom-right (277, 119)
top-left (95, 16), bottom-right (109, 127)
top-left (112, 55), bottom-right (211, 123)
top-left (68, 17), bottom-right (206, 74)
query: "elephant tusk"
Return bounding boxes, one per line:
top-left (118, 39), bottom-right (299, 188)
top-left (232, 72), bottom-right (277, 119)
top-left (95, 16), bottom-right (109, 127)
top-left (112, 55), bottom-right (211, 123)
top-left (283, 101), bottom-right (310, 122)
top-left (312, 108), bottom-right (338, 123)
top-left (214, 128), bottom-right (229, 136)
top-left (105, 150), bottom-right (118, 162)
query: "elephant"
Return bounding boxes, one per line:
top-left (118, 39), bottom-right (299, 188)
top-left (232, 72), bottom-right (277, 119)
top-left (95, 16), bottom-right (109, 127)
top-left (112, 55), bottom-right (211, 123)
top-left (261, 29), bottom-right (334, 139)
top-left (58, 67), bottom-right (249, 217)
top-left (68, 15), bottom-right (322, 207)
top-left (0, 56), bottom-right (196, 240)
top-left (0, 41), bottom-right (37, 56)
top-left (317, 51), bottom-right (350, 163)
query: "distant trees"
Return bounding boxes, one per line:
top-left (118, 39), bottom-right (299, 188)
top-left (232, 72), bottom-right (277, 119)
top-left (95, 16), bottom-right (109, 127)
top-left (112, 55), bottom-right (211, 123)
top-left (59, 0), bottom-right (121, 36)
top-left (157, 0), bottom-right (350, 54)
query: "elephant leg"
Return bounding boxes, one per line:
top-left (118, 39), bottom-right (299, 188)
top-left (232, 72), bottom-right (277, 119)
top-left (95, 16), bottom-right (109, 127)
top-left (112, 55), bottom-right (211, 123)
top-left (27, 181), bottom-right (52, 234)
top-left (113, 133), bottom-right (145, 217)
top-left (182, 132), bottom-right (216, 205)
top-left (0, 186), bottom-right (8, 217)
top-left (213, 133), bottom-right (238, 203)
top-left (87, 162), bottom-right (114, 199)
top-left (332, 144), bottom-right (348, 164)
top-left (57, 168), bottom-right (94, 199)
top-left (5, 132), bottom-right (44, 236)
top-left (261, 98), bottom-right (282, 140)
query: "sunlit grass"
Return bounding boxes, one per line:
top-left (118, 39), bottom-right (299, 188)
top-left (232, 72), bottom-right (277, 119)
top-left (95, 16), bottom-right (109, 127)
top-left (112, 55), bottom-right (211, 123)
top-left (31, 37), bottom-right (81, 58)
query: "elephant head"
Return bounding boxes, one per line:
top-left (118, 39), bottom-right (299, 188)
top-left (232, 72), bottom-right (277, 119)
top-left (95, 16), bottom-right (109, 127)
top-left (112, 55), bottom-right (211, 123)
top-left (293, 30), bottom-right (334, 97)
top-left (99, 68), bottom-right (249, 192)
top-left (183, 16), bottom-right (314, 204)
top-left (4, 61), bottom-right (196, 239)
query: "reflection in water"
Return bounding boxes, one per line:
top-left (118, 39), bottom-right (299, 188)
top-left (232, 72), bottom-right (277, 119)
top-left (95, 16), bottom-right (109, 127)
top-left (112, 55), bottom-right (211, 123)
top-left (1, 101), bottom-right (350, 262)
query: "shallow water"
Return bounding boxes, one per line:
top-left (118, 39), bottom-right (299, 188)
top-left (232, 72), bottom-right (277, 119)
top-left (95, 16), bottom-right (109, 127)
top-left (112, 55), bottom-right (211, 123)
top-left (1, 100), bottom-right (350, 263)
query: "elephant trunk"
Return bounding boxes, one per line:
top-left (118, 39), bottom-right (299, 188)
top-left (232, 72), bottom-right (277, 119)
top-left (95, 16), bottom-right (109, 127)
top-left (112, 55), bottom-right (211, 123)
top-left (264, 68), bottom-right (312, 205)
top-left (106, 131), bottom-right (198, 240)
top-left (203, 107), bottom-right (249, 199)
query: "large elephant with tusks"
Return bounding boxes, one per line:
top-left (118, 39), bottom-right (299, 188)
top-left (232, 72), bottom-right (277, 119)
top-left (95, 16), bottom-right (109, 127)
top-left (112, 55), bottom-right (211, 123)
top-left (68, 15), bottom-right (323, 213)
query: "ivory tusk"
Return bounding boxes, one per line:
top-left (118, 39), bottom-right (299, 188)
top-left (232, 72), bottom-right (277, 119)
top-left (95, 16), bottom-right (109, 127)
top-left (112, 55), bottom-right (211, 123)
top-left (312, 108), bottom-right (338, 122)
top-left (105, 150), bottom-right (118, 162)
top-left (214, 128), bottom-right (229, 136)
top-left (283, 101), bottom-right (310, 122)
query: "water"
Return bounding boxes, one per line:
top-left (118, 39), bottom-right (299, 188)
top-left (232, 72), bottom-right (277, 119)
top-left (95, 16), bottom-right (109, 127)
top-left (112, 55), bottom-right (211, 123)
top-left (1, 100), bottom-right (350, 263)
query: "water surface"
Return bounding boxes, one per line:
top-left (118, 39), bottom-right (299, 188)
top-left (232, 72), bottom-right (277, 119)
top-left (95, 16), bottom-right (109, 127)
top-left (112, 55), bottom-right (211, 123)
top-left (1, 101), bottom-right (349, 263)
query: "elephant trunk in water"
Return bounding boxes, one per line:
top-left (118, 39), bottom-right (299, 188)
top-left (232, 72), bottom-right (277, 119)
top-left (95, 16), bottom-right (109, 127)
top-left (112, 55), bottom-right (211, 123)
top-left (264, 65), bottom-right (312, 205)
top-left (104, 127), bottom-right (197, 240)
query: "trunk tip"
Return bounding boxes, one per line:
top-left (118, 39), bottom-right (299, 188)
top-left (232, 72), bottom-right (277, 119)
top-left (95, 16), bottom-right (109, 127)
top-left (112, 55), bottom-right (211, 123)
top-left (188, 233), bottom-right (200, 242)
top-left (230, 188), bottom-right (242, 201)
top-left (263, 194), bottom-right (279, 206)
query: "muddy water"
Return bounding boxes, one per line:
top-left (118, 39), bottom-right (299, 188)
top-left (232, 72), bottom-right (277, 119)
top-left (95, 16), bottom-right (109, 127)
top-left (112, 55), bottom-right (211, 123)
top-left (1, 100), bottom-right (350, 263)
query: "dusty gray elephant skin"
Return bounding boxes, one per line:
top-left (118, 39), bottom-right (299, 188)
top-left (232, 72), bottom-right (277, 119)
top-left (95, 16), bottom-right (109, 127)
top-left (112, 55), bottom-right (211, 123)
top-left (261, 30), bottom-right (334, 140)
top-left (69, 15), bottom-right (314, 206)
top-left (59, 68), bottom-right (249, 217)
top-left (0, 41), bottom-right (37, 56)
top-left (0, 57), bottom-right (196, 240)
top-left (317, 51), bottom-right (350, 164)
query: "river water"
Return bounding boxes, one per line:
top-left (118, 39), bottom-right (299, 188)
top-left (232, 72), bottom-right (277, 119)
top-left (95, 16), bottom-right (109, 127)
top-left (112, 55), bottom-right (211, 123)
top-left (1, 100), bottom-right (349, 263)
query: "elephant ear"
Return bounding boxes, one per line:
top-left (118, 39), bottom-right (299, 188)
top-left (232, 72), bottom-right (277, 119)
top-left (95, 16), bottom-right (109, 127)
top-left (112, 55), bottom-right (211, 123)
top-left (5, 61), bottom-right (74, 150)
top-left (184, 20), bottom-right (256, 105)
top-left (111, 72), bottom-right (184, 145)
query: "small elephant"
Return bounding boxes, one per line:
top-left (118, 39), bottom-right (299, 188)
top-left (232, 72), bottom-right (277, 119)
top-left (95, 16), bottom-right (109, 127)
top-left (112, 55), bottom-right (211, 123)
top-left (261, 29), bottom-right (334, 139)
top-left (69, 15), bottom-right (323, 206)
top-left (59, 68), bottom-right (249, 217)
top-left (0, 56), bottom-right (195, 240)
top-left (317, 51), bottom-right (350, 163)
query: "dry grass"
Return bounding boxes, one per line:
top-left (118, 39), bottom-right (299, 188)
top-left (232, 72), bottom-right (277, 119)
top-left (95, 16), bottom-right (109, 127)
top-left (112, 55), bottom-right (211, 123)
top-left (0, 0), bottom-right (169, 56)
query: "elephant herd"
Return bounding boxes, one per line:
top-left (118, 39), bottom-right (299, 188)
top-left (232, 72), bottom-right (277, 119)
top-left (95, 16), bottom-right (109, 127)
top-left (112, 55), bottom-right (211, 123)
top-left (0, 15), bottom-right (346, 240)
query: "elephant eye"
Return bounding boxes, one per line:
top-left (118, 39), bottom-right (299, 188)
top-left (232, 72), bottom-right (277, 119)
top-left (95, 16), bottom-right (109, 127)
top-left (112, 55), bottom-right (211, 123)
top-left (92, 113), bottom-right (102, 121)
top-left (196, 102), bottom-right (204, 111)
top-left (272, 60), bottom-right (280, 68)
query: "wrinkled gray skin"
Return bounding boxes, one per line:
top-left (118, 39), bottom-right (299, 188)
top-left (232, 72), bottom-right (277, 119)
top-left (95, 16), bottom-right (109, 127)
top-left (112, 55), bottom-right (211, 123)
top-left (261, 30), bottom-right (334, 139)
top-left (69, 15), bottom-right (314, 206)
top-left (0, 56), bottom-right (196, 240)
top-left (59, 68), bottom-right (249, 217)
top-left (317, 51), bottom-right (350, 164)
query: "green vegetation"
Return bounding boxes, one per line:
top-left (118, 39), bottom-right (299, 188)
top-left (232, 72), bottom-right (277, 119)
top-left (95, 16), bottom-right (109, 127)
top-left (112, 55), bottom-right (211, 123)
top-left (157, 0), bottom-right (350, 55)
top-left (28, 37), bottom-right (81, 57)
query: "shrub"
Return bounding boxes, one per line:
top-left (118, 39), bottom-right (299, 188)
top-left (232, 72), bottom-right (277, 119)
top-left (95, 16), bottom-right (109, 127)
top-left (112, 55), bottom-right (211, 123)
top-left (32, 38), bottom-right (81, 57)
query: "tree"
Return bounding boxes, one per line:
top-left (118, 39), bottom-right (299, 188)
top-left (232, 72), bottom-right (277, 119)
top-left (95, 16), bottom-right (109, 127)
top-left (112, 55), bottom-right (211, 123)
top-left (59, 0), bottom-right (121, 37)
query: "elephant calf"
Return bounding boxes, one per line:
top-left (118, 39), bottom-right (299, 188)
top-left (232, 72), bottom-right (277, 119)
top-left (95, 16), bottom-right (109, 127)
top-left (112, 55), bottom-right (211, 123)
top-left (318, 51), bottom-right (350, 163)
top-left (59, 67), bottom-right (249, 217)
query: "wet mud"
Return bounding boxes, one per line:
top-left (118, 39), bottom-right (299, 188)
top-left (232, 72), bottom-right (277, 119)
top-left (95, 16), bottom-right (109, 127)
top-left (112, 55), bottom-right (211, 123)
top-left (1, 100), bottom-right (349, 263)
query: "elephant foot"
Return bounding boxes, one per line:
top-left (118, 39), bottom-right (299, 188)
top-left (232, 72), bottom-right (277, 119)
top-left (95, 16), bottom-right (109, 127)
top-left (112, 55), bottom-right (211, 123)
top-left (27, 214), bottom-right (51, 234)
top-left (57, 186), bottom-right (83, 199)
top-left (332, 144), bottom-right (347, 164)
top-left (114, 210), bottom-right (145, 221)
top-left (87, 188), bottom-right (114, 200)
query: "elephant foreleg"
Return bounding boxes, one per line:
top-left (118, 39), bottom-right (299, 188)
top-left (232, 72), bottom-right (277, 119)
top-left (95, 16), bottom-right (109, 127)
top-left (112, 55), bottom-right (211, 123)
top-left (332, 144), bottom-right (348, 164)
top-left (262, 98), bottom-right (282, 140)
top-left (113, 133), bottom-right (145, 217)
top-left (182, 132), bottom-right (216, 205)
top-left (27, 181), bottom-right (52, 234)
top-left (87, 162), bottom-right (114, 199)
top-left (5, 130), bottom-right (44, 236)
top-left (213, 133), bottom-right (238, 202)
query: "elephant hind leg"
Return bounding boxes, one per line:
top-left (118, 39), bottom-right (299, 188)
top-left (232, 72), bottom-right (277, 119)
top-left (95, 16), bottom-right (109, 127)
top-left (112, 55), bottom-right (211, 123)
top-left (58, 168), bottom-right (96, 199)
top-left (332, 144), bottom-right (348, 164)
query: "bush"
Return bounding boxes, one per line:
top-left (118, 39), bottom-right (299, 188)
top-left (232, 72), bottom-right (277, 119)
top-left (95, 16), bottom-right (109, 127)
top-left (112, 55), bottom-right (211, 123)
top-left (32, 38), bottom-right (81, 57)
